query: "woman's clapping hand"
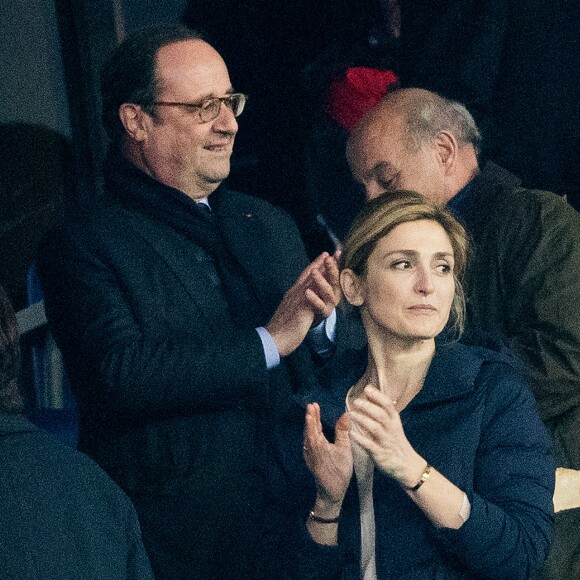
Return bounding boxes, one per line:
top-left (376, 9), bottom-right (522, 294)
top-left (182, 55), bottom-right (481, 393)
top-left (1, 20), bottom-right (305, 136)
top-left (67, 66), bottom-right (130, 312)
top-left (303, 403), bottom-right (353, 509)
top-left (349, 386), bottom-right (426, 489)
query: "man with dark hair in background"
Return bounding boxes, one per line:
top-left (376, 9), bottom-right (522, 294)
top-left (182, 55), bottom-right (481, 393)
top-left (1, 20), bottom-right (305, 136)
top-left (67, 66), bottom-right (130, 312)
top-left (38, 25), bottom-right (342, 579)
top-left (0, 284), bottom-right (153, 579)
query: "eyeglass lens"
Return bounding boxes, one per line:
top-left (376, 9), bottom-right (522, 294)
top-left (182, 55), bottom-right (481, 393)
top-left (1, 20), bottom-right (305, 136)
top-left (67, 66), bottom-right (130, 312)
top-left (222, 94), bottom-right (246, 117)
top-left (202, 95), bottom-right (245, 120)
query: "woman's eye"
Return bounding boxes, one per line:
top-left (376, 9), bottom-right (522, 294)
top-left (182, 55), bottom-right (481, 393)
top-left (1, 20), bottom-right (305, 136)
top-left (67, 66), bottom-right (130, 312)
top-left (435, 263), bottom-right (452, 274)
top-left (392, 260), bottom-right (411, 270)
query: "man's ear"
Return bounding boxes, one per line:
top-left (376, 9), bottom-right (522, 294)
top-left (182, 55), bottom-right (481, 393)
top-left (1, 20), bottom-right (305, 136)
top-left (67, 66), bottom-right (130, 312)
top-left (340, 269), bottom-right (365, 306)
top-left (118, 103), bottom-right (150, 142)
top-left (434, 130), bottom-right (457, 174)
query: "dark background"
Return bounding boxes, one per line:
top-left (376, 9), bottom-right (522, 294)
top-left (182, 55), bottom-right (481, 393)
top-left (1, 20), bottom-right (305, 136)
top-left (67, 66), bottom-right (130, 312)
top-left (1, 0), bottom-right (578, 312)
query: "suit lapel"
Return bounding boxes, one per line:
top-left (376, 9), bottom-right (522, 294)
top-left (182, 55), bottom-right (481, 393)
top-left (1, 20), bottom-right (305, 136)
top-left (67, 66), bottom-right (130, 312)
top-left (115, 204), bottom-right (234, 327)
top-left (216, 200), bottom-right (288, 316)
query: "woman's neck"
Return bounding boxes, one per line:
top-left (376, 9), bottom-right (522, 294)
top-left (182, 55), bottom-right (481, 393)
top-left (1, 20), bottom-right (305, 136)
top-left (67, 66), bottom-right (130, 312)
top-left (352, 333), bottom-right (436, 409)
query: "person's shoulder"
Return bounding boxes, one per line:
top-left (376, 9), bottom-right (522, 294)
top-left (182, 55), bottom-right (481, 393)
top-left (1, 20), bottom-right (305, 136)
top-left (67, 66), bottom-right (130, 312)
top-left (219, 186), bottom-right (296, 224)
top-left (450, 341), bottom-right (534, 409)
top-left (26, 426), bottom-right (137, 511)
top-left (36, 200), bottom-right (116, 271)
top-left (505, 185), bottom-right (570, 209)
top-left (48, 193), bottom-right (160, 255)
top-left (473, 177), bottom-right (580, 265)
top-left (44, 194), bottom-right (121, 240)
top-left (444, 339), bottom-right (517, 375)
top-left (497, 182), bottom-right (579, 225)
top-left (435, 340), bottom-right (523, 394)
top-left (477, 162), bottom-right (574, 217)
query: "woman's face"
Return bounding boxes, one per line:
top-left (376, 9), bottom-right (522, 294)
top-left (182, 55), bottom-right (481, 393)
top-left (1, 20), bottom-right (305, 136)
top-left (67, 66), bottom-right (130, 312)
top-left (342, 220), bottom-right (456, 344)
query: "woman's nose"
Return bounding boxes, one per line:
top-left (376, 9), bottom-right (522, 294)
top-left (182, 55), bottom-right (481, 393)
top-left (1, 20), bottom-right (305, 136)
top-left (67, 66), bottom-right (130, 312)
top-left (415, 269), bottom-right (435, 295)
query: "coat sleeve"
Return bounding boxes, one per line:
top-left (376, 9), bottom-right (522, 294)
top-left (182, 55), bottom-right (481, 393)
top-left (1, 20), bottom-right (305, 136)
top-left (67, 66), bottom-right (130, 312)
top-left (36, 212), bottom-right (280, 417)
top-left (255, 419), bottom-right (346, 580)
top-left (501, 191), bottom-right (580, 469)
top-left (432, 362), bottom-right (555, 579)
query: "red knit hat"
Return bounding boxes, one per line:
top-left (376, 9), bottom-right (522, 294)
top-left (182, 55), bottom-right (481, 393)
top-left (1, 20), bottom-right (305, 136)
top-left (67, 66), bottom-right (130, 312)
top-left (326, 67), bottom-right (399, 132)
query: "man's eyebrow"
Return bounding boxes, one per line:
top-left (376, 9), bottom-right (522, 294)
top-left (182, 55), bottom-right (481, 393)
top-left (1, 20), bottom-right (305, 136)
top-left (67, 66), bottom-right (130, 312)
top-left (181, 87), bottom-right (236, 103)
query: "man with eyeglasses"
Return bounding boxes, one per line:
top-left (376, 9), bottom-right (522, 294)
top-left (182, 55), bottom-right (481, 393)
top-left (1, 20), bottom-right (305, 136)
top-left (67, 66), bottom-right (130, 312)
top-left (37, 25), bottom-right (343, 579)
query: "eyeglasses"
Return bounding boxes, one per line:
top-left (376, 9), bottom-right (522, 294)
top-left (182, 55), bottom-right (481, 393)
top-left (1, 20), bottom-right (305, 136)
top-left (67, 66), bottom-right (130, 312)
top-left (153, 93), bottom-right (248, 123)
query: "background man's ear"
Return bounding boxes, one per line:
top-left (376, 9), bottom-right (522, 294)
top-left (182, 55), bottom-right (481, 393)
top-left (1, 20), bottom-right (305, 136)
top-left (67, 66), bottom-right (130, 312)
top-left (118, 103), bottom-right (149, 142)
top-left (340, 269), bottom-right (365, 306)
top-left (434, 130), bottom-right (457, 172)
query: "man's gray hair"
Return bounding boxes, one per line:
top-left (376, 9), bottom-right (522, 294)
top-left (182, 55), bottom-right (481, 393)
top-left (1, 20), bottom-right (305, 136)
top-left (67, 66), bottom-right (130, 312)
top-left (403, 91), bottom-right (482, 156)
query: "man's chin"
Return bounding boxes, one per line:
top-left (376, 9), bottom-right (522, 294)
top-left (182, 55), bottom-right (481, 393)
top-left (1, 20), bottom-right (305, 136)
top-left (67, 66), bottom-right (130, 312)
top-left (205, 163), bottom-right (231, 184)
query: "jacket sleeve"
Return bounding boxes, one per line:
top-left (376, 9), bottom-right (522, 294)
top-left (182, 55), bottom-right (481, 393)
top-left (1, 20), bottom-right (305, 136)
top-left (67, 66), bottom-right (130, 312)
top-left (36, 216), bottom-right (276, 417)
top-left (432, 362), bottom-right (555, 579)
top-left (255, 420), bottom-right (347, 580)
top-left (502, 191), bottom-right (580, 468)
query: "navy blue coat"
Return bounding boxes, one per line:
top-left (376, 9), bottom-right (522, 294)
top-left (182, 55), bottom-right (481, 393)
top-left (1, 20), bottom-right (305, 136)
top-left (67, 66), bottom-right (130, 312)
top-left (259, 342), bottom-right (555, 579)
top-left (37, 150), bottom-right (334, 578)
top-left (0, 414), bottom-right (152, 579)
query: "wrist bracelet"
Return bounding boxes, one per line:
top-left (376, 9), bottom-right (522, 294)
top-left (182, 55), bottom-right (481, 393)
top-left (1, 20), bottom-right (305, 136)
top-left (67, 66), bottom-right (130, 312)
top-left (308, 510), bottom-right (340, 524)
top-left (407, 464), bottom-right (432, 491)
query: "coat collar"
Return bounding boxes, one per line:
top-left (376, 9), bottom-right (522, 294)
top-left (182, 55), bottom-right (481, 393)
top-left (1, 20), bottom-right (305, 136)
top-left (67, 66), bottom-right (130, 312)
top-left (296, 341), bottom-right (500, 428)
top-left (448, 161), bottom-right (521, 232)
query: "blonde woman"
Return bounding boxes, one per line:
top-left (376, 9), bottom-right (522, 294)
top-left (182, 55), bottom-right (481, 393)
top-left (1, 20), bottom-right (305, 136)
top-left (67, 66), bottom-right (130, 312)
top-left (258, 191), bottom-right (554, 579)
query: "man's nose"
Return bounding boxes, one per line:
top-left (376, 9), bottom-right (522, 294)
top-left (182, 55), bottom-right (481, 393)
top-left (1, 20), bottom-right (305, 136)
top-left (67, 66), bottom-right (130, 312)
top-left (213, 103), bottom-right (238, 134)
top-left (365, 181), bottom-right (385, 200)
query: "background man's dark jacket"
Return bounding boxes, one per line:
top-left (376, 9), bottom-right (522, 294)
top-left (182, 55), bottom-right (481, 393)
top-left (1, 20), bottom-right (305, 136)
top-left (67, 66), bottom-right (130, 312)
top-left (450, 162), bottom-right (580, 579)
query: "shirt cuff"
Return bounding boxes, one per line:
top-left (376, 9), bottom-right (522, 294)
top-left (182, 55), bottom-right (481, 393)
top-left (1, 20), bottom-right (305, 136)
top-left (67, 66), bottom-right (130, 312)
top-left (307, 309), bottom-right (337, 357)
top-left (256, 327), bottom-right (281, 370)
top-left (459, 492), bottom-right (471, 523)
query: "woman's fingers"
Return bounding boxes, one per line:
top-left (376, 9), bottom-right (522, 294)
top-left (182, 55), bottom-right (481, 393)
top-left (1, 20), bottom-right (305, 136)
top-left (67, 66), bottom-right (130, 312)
top-left (304, 402), bottom-right (331, 457)
top-left (349, 427), bottom-right (384, 456)
top-left (362, 385), bottom-right (399, 416)
top-left (350, 387), bottom-right (400, 435)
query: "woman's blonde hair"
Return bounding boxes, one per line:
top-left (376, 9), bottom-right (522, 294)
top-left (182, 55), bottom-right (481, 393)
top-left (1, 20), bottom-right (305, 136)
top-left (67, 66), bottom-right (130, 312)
top-left (340, 190), bottom-right (469, 336)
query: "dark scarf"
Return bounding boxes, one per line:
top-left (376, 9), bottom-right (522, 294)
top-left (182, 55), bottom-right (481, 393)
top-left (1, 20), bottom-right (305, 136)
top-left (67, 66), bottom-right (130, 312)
top-left (103, 148), bottom-right (266, 329)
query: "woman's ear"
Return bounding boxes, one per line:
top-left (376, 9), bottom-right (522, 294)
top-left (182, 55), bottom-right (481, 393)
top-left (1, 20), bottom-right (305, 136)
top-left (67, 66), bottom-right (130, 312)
top-left (340, 269), bottom-right (365, 306)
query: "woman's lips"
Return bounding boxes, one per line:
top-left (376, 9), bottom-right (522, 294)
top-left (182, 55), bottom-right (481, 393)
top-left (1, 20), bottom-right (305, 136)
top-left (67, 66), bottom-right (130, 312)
top-left (408, 304), bottom-right (437, 311)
